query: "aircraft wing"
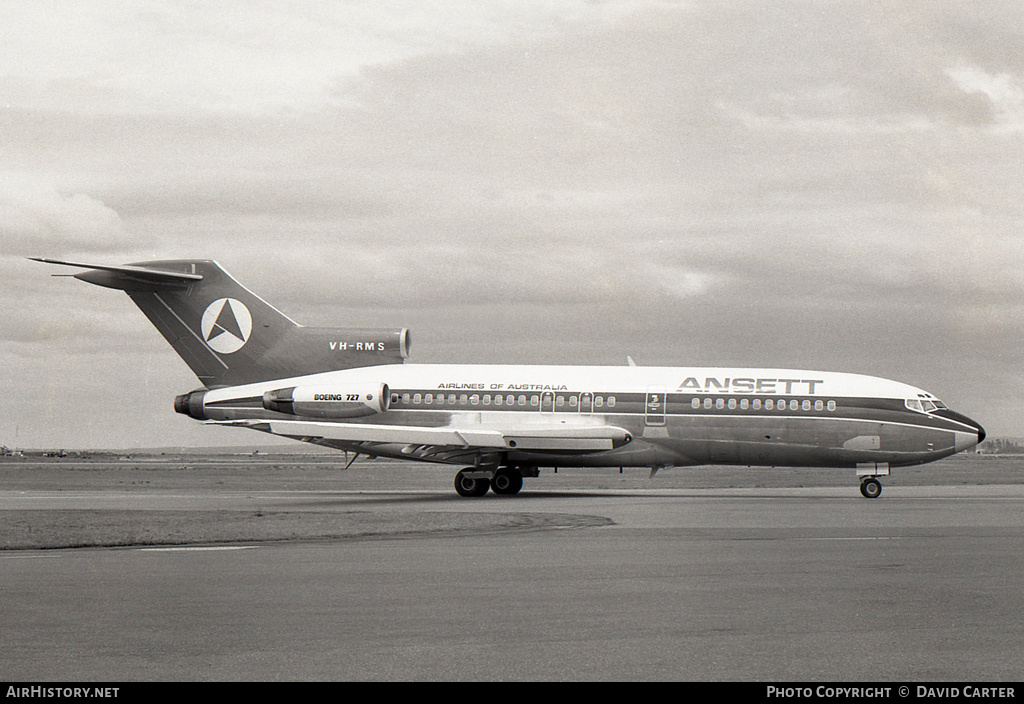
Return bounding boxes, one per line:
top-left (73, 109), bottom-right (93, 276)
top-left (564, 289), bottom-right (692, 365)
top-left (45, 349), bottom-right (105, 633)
top-left (212, 419), bottom-right (632, 452)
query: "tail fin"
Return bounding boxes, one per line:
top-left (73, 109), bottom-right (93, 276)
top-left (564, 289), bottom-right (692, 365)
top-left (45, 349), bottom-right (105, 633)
top-left (33, 258), bottom-right (409, 387)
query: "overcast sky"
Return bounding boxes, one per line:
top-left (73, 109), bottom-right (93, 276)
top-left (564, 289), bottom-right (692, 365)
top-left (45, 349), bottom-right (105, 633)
top-left (2, 1), bottom-right (1022, 448)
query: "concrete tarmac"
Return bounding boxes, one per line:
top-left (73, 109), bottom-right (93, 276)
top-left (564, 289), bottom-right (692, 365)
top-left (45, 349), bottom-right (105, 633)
top-left (2, 459), bottom-right (1023, 681)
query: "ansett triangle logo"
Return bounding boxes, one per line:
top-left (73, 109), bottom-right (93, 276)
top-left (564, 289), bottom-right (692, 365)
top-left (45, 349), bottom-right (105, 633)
top-left (201, 298), bottom-right (252, 354)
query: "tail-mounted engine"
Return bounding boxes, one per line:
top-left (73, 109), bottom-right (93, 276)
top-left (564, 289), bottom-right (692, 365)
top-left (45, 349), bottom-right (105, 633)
top-left (174, 389), bottom-right (209, 420)
top-left (262, 383), bottom-right (390, 419)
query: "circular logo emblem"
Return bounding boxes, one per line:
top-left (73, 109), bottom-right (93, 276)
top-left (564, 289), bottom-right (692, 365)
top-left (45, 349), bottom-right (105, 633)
top-left (201, 298), bottom-right (252, 354)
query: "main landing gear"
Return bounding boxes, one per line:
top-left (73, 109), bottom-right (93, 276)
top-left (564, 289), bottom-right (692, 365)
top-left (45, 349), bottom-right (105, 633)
top-left (454, 470), bottom-right (489, 497)
top-left (454, 466), bottom-right (525, 497)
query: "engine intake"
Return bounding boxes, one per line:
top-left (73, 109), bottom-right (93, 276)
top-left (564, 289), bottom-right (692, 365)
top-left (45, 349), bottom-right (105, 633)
top-left (263, 383), bottom-right (390, 418)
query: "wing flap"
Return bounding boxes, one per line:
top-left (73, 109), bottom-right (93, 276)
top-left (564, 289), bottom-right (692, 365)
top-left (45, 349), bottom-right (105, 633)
top-left (212, 419), bottom-right (631, 452)
top-left (270, 420), bottom-right (506, 448)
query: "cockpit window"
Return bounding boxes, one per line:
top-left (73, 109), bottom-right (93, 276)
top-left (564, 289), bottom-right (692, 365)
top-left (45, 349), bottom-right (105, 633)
top-left (906, 398), bottom-right (947, 413)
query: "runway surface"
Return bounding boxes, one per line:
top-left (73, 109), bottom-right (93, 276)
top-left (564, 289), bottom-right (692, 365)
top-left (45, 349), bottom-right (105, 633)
top-left (2, 456), bottom-right (1023, 681)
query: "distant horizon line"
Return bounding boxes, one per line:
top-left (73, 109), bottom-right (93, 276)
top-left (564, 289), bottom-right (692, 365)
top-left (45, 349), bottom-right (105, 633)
top-left (0, 444), bottom-right (336, 455)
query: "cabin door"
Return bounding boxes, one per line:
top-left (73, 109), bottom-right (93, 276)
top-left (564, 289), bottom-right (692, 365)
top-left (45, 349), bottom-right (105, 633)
top-left (540, 391), bottom-right (555, 413)
top-left (579, 392), bottom-right (593, 414)
top-left (645, 389), bottom-right (667, 426)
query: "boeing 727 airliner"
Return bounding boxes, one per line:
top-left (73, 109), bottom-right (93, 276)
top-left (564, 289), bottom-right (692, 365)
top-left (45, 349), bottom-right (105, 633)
top-left (34, 257), bottom-right (985, 498)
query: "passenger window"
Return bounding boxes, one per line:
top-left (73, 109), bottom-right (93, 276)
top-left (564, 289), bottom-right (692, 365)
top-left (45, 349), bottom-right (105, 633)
top-left (802, 400), bottom-right (811, 411)
top-left (470, 394), bottom-right (479, 405)
top-left (814, 400), bottom-right (823, 411)
top-left (765, 399), bottom-right (774, 410)
top-left (607, 396), bottom-right (616, 408)
top-left (827, 400), bottom-right (836, 411)
top-left (691, 398), bottom-right (700, 409)
top-left (518, 395), bottom-right (526, 406)
top-left (595, 396), bottom-right (604, 408)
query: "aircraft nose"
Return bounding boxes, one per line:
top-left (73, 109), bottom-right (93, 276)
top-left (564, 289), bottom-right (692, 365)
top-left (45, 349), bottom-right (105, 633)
top-left (961, 414), bottom-right (985, 445)
top-left (952, 414), bottom-right (985, 452)
top-left (935, 408), bottom-right (985, 452)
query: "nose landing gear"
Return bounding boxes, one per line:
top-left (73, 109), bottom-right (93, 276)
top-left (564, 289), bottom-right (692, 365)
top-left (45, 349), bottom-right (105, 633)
top-left (859, 477), bottom-right (882, 499)
top-left (856, 463), bottom-right (888, 499)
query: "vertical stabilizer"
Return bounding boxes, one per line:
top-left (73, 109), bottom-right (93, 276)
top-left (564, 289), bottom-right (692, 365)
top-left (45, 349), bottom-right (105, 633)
top-left (33, 258), bottom-right (409, 387)
top-left (122, 260), bottom-right (298, 386)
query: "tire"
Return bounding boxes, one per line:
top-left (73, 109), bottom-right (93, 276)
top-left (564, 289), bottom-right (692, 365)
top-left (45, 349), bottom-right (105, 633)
top-left (859, 478), bottom-right (882, 499)
top-left (490, 467), bottom-right (523, 496)
top-left (455, 469), bottom-right (490, 497)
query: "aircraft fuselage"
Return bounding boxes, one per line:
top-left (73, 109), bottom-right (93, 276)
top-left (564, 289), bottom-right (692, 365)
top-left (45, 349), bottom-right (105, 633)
top-left (188, 363), bottom-right (985, 472)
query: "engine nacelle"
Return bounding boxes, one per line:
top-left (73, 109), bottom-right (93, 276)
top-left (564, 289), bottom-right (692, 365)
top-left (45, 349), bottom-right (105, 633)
top-left (262, 383), bottom-right (390, 419)
top-left (174, 389), bottom-right (209, 420)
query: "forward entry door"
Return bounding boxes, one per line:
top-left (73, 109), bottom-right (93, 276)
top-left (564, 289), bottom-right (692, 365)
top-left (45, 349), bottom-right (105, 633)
top-left (645, 389), bottom-right (667, 426)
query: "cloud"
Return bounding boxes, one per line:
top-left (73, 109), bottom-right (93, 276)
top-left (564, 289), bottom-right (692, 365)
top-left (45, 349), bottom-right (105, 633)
top-left (0, 179), bottom-right (125, 254)
top-left (946, 65), bottom-right (1024, 132)
top-left (4, 1), bottom-right (1024, 443)
top-left (0, 1), bottom-right (657, 115)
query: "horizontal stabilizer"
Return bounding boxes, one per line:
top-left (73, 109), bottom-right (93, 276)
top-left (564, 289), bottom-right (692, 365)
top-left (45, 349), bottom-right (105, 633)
top-left (213, 419), bottom-right (631, 452)
top-left (29, 257), bottom-right (203, 291)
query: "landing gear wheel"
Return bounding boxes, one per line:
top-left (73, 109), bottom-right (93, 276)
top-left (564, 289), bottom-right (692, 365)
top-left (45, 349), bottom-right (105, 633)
top-left (490, 467), bottom-right (524, 496)
top-left (859, 478), bottom-right (882, 499)
top-left (455, 469), bottom-right (490, 497)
